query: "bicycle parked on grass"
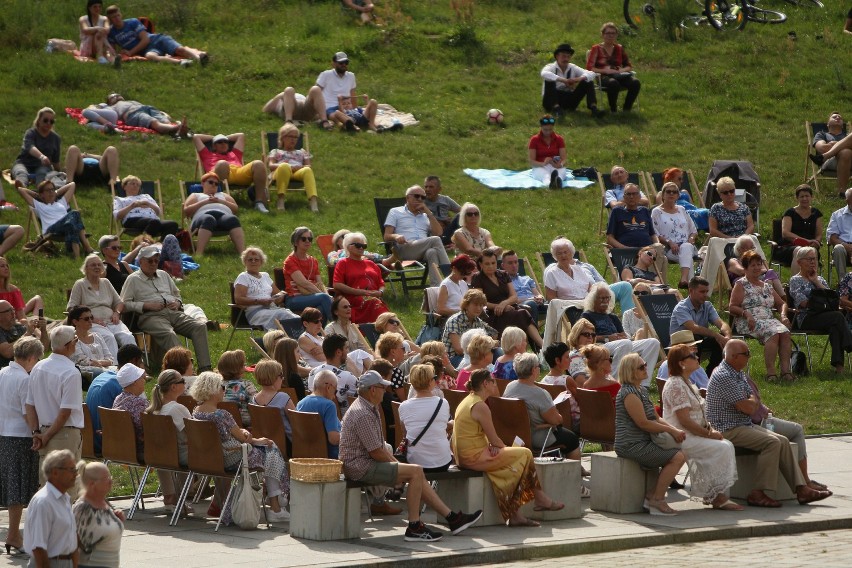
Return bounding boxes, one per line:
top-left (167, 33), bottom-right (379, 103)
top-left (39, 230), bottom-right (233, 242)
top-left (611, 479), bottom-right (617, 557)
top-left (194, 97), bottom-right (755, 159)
top-left (624, 0), bottom-right (808, 32)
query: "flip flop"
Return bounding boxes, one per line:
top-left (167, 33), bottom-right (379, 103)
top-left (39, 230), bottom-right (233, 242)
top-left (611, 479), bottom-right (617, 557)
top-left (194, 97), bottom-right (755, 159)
top-left (781, 372), bottom-right (796, 383)
top-left (808, 480), bottom-right (829, 491)
top-left (508, 518), bottom-right (541, 527)
top-left (712, 499), bottom-right (744, 511)
top-left (533, 500), bottom-right (564, 512)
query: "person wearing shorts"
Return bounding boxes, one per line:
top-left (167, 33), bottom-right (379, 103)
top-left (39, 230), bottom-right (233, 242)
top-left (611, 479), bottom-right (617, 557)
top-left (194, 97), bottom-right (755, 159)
top-left (193, 133), bottom-right (270, 213)
top-left (262, 87), bottom-right (325, 124)
top-left (0, 225), bottom-right (25, 256)
top-left (64, 145), bottom-right (120, 186)
top-left (106, 5), bottom-right (208, 67)
top-left (104, 93), bottom-right (187, 136)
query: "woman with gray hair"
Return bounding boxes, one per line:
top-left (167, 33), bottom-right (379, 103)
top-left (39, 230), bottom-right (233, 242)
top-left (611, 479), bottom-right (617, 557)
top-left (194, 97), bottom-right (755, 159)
top-left (283, 226), bottom-right (333, 322)
top-left (725, 234), bottom-right (783, 297)
top-left (543, 238), bottom-right (594, 300)
top-left (332, 231), bottom-right (389, 324)
top-left (234, 246), bottom-right (299, 330)
top-left (0, 336), bottom-right (44, 555)
top-left (73, 461), bottom-right (125, 567)
top-left (504, 352), bottom-right (582, 460)
top-left (492, 326), bottom-right (527, 380)
top-left (68, 253), bottom-right (133, 358)
top-left (581, 282), bottom-right (660, 382)
top-left (452, 202), bottom-right (501, 259)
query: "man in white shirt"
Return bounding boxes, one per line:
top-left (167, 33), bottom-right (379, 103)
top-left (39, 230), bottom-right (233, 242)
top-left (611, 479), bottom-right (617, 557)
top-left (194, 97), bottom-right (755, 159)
top-left (25, 326), bottom-right (83, 485)
top-left (540, 43), bottom-right (605, 118)
top-left (384, 185), bottom-right (450, 286)
top-left (315, 51), bottom-right (378, 131)
top-left (307, 334), bottom-right (358, 411)
top-left (23, 449), bottom-right (79, 567)
top-left (827, 188), bottom-right (852, 283)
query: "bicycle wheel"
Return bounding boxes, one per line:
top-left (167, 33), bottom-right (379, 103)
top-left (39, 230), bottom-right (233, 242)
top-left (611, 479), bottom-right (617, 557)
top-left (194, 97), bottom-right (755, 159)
top-left (704, 0), bottom-right (748, 30)
top-left (747, 6), bottom-right (787, 23)
top-left (624, 0), bottom-right (661, 30)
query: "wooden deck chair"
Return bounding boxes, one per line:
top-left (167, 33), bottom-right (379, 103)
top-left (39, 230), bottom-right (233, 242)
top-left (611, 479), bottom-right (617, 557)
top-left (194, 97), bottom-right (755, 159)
top-left (261, 130), bottom-right (307, 192)
top-left (316, 233), bottom-right (336, 282)
top-left (286, 409), bottom-right (329, 458)
top-left (178, 179), bottom-right (232, 254)
top-left (98, 407), bottom-right (147, 515)
top-left (805, 121), bottom-right (850, 194)
top-left (275, 317), bottom-right (304, 340)
top-left (23, 192), bottom-right (81, 244)
top-left (645, 170), bottom-right (704, 207)
top-left (605, 246), bottom-right (640, 282)
top-left (137, 413), bottom-right (191, 522)
top-left (226, 282), bottom-right (264, 350)
top-left (358, 323), bottom-right (380, 349)
top-left (249, 336), bottom-right (270, 359)
top-left (574, 388), bottom-right (615, 453)
top-left (597, 170), bottom-right (644, 235)
top-left (109, 179), bottom-right (164, 243)
top-left (373, 197), bottom-right (428, 296)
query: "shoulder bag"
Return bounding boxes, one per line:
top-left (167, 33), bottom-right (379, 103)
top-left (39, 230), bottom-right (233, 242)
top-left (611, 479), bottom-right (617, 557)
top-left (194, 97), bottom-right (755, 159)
top-left (230, 443), bottom-right (262, 530)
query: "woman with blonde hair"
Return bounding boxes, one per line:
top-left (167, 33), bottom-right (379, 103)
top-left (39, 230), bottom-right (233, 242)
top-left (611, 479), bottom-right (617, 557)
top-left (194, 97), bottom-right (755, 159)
top-left (262, 329), bottom-right (285, 357)
top-left (620, 245), bottom-right (662, 286)
top-left (452, 202), bottom-right (501, 259)
top-left (113, 174), bottom-right (179, 237)
top-left (614, 354), bottom-right (686, 516)
top-left (565, 318), bottom-right (598, 386)
top-left (399, 364), bottom-right (454, 472)
top-left (420, 340), bottom-right (458, 389)
top-left (218, 349), bottom-right (257, 427)
top-left (454, 333), bottom-right (495, 392)
top-left (268, 123), bottom-right (318, 212)
top-left (652, 181), bottom-right (698, 288)
top-left (251, 359), bottom-right (296, 454)
top-left (709, 176), bottom-right (754, 238)
top-left (579, 344), bottom-right (620, 404)
top-left (375, 311), bottom-right (419, 356)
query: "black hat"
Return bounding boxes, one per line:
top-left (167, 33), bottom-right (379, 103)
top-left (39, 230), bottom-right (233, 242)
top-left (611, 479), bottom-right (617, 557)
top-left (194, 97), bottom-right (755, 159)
top-left (553, 43), bottom-right (575, 57)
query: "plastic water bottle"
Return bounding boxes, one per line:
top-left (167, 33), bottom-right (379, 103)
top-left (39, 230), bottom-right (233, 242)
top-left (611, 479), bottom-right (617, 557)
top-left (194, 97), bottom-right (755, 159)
top-left (765, 413), bottom-right (775, 432)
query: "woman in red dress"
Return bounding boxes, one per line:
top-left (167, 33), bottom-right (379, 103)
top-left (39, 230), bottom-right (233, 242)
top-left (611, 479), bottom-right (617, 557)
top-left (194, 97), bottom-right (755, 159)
top-left (332, 232), bottom-right (388, 324)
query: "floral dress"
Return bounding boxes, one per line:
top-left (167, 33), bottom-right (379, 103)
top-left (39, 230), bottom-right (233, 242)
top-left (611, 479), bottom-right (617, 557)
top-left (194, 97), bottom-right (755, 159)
top-left (709, 202), bottom-right (750, 237)
top-left (732, 278), bottom-right (787, 343)
top-left (651, 205), bottom-right (696, 246)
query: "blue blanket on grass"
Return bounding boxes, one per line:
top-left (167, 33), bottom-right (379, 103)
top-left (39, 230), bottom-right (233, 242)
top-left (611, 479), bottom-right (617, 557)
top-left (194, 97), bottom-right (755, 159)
top-left (463, 168), bottom-right (594, 190)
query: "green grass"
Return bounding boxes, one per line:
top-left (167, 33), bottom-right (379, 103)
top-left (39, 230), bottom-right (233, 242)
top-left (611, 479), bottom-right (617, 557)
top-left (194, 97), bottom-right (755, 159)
top-left (1, 0), bottom-right (852, 451)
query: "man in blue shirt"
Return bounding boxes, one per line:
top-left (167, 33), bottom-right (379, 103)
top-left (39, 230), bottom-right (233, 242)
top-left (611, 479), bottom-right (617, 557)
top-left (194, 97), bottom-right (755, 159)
top-left (85, 343), bottom-right (144, 453)
top-left (656, 330), bottom-right (709, 389)
top-left (670, 276), bottom-right (731, 375)
top-left (295, 369), bottom-right (341, 459)
top-left (106, 5), bottom-right (208, 67)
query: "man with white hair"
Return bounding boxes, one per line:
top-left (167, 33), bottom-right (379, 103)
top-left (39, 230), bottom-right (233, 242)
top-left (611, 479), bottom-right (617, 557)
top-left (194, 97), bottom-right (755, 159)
top-left (120, 245), bottom-right (211, 372)
top-left (25, 326), bottom-right (84, 483)
top-left (23, 449), bottom-right (79, 567)
top-left (296, 369), bottom-right (341, 458)
top-left (0, 299), bottom-right (47, 368)
top-left (384, 185), bottom-right (451, 286)
top-left (827, 187), bottom-right (852, 283)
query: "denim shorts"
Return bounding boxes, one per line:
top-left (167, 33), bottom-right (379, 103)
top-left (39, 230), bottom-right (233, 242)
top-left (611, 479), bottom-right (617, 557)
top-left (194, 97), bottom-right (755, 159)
top-left (146, 34), bottom-right (181, 56)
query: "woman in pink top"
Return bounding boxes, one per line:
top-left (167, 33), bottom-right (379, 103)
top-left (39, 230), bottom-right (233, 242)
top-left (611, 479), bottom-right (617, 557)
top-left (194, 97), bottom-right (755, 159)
top-left (283, 226), bottom-right (333, 322)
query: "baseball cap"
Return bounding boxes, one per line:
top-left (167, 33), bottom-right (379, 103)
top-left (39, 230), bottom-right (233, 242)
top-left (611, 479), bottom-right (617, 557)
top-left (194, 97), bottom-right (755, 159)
top-left (357, 370), bottom-right (391, 389)
top-left (211, 134), bottom-right (229, 144)
top-left (333, 51), bottom-right (349, 63)
top-left (138, 245), bottom-right (161, 260)
top-left (49, 326), bottom-right (76, 350)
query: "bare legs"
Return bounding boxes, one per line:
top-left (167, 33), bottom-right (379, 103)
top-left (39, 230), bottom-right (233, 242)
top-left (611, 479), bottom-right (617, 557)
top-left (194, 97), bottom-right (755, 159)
top-left (0, 225), bottom-right (24, 256)
top-left (764, 333), bottom-right (792, 376)
top-left (646, 451), bottom-right (686, 514)
top-left (397, 463), bottom-right (451, 522)
top-left (65, 145), bottom-right (120, 184)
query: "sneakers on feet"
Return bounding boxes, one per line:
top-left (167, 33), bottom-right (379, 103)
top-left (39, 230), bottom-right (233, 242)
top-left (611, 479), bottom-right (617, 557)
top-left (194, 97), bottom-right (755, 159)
top-left (255, 202), bottom-right (269, 214)
top-left (549, 170), bottom-right (559, 189)
top-left (404, 521), bottom-right (443, 542)
top-left (446, 509), bottom-right (482, 535)
top-left (180, 59), bottom-right (194, 68)
top-left (267, 508), bottom-right (290, 521)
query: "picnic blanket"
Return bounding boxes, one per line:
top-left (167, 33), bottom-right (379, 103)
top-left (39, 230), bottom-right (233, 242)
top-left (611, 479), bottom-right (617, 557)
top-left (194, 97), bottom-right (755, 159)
top-left (65, 107), bottom-right (160, 136)
top-left (375, 104), bottom-right (419, 128)
top-left (463, 168), bottom-right (594, 190)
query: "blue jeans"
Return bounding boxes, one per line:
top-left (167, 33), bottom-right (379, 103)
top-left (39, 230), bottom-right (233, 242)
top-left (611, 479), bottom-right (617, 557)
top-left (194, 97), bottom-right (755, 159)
top-left (610, 281), bottom-right (634, 311)
top-left (285, 293), bottom-right (333, 323)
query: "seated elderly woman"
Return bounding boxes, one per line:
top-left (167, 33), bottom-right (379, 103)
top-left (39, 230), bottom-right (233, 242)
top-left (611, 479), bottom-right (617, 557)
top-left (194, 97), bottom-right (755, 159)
top-left (332, 231), bottom-right (389, 324)
top-left (218, 349), bottom-right (257, 427)
top-left (326, 228), bottom-right (390, 268)
top-left (661, 344), bottom-right (741, 510)
top-left (789, 247), bottom-right (852, 374)
top-left (181, 172), bottom-right (245, 256)
top-left (68, 253), bottom-right (133, 358)
top-left (437, 254), bottom-right (476, 317)
top-left (113, 175), bottom-right (179, 238)
top-left (399, 364), bottom-right (454, 472)
top-left (267, 123), bottom-right (318, 212)
top-left (543, 237), bottom-right (594, 301)
top-left (579, 344), bottom-right (621, 404)
top-left (504, 353), bottom-right (581, 460)
top-left (17, 180), bottom-right (94, 258)
top-left (614, 353), bottom-right (686, 516)
top-left (68, 305), bottom-right (115, 384)
top-left (726, 234), bottom-right (783, 297)
top-left (778, 184), bottom-right (823, 276)
top-left (492, 326), bottom-right (527, 381)
top-left (189, 371), bottom-right (290, 522)
top-left (729, 250), bottom-right (794, 382)
top-left (324, 295), bottom-right (374, 374)
top-left (652, 181), bottom-right (699, 288)
top-left (709, 176), bottom-right (754, 239)
top-left (283, 226), bottom-right (333, 322)
top-left (453, 368), bottom-right (564, 527)
top-left (234, 246), bottom-right (299, 331)
top-left (454, 332), bottom-right (496, 392)
top-left (581, 283), bottom-right (660, 382)
top-left (452, 203), bottom-right (502, 260)
top-left (250, 359), bottom-right (296, 451)
top-left (564, 318), bottom-right (597, 387)
top-left (471, 249), bottom-right (543, 349)
top-left (442, 289), bottom-right (498, 368)
top-left (297, 307), bottom-right (327, 368)
top-left (112, 363), bottom-right (148, 461)
top-left (620, 246), bottom-right (662, 287)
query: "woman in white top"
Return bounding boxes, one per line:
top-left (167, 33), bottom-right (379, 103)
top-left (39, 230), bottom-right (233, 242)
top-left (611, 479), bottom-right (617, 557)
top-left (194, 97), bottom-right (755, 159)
top-left (297, 307), bottom-right (326, 367)
top-left (181, 172), bottom-right (245, 256)
top-left (652, 181), bottom-right (698, 288)
top-left (324, 295), bottom-right (374, 374)
top-left (146, 369), bottom-right (192, 514)
top-left (452, 202), bottom-right (502, 259)
top-left (16, 179), bottom-right (94, 258)
top-left (78, 0), bottom-right (114, 63)
top-left (437, 254), bottom-right (476, 317)
top-left (398, 364), bottom-right (453, 471)
top-left (68, 253), bottom-right (134, 358)
top-left (543, 237), bottom-right (594, 300)
top-left (113, 175), bottom-right (179, 238)
top-left (68, 305), bottom-right (115, 382)
top-left (233, 246), bottom-right (299, 330)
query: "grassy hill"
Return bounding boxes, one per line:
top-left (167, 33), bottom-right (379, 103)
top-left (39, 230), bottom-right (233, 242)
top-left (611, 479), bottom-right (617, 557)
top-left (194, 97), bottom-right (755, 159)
top-left (1, 0), bottom-right (851, 432)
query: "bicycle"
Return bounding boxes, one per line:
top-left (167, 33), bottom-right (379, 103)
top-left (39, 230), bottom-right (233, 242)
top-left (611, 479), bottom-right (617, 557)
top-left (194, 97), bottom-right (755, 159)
top-left (623, 0), bottom-right (730, 31)
top-left (704, 0), bottom-right (786, 31)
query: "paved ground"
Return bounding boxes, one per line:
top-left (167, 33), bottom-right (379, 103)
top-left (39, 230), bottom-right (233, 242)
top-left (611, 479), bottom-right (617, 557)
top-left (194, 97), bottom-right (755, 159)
top-left (2, 435), bottom-right (852, 568)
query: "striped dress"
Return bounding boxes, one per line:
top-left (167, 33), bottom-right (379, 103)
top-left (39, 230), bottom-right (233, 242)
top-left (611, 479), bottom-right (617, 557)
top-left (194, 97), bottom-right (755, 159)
top-left (614, 384), bottom-right (679, 468)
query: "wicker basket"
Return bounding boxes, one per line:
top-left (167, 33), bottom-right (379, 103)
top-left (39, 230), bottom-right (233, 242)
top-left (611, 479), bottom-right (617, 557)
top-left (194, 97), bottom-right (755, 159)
top-left (289, 458), bottom-right (343, 483)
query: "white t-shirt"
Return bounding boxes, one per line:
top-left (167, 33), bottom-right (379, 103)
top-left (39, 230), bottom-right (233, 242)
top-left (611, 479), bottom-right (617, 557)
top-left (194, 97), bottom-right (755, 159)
top-left (234, 271), bottom-right (274, 301)
top-left (33, 197), bottom-right (69, 233)
top-left (439, 275), bottom-right (468, 313)
top-left (307, 363), bottom-right (357, 405)
top-left (315, 69), bottom-right (357, 109)
top-left (398, 397), bottom-right (452, 469)
top-left (113, 194), bottom-right (159, 220)
top-left (540, 374), bottom-right (567, 386)
top-left (543, 263), bottom-right (594, 300)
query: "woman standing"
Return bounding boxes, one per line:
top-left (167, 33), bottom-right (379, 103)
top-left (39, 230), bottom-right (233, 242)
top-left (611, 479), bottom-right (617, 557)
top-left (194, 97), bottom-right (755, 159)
top-left (779, 184), bottom-right (823, 275)
top-left (68, 253), bottom-right (133, 358)
top-left (113, 175), bottom-right (179, 238)
top-left (234, 246), bottom-right (299, 330)
top-left (652, 182), bottom-right (699, 288)
top-left (284, 226), bottom-right (333, 322)
top-left (620, 246), bottom-right (662, 287)
top-left (332, 232), bottom-right (389, 324)
top-left (452, 203), bottom-right (501, 260)
top-left (528, 115), bottom-right (568, 188)
top-left (0, 256), bottom-right (44, 322)
top-left (453, 369), bottom-right (564, 527)
top-left (181, 172), bottom-right (245, 256)
top-left (0, 337), bottom-right (43, 556)
top-left (437, 254), bottom-right (476, 317)
top-left (586, 22), bottom-right (641, 112)
top-left (709, 177), bottom-right (754, 238)
top-left (661, 345), bottom-right (741, 510)
top-left (614, 354), bottom-right (686, 516)
top-left (73, 462), bottom-right (125, 567)
top-left (268, 123), bottom-right (318, 212)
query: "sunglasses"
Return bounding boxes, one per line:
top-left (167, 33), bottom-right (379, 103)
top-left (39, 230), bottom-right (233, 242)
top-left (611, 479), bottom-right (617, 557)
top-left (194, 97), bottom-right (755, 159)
top-left (350, 243), bottom-right (368, 249)
top-left (466, 211), bottom-right (480, 217)
top-left (409, 194), bottom-right (426, 200)
top-left (106, 245), bottom-right (122, 251)
top-left (299, 236), bottom-right (313, 242)
top-left (337, 60), bottom-right (349, 65)
top-left (388, 319), bottom-right (400, 325)
top-left (682, 353), bottom-right (700, 361)
top-left (718, 189), bottom-right (735, 196)
top-left (540, 118), bottom-right (556, 125)
top-left (42, 118), bottom-right (55, 124)
top-left (644, 250), bottom-right (656, 259)
top-left (78, 316), bottom-right (94, 322)
top-left (634, 290), bottom-right (650, 296)
top-left (579, 331), bottom-right (596, 338)
top-left (623, 192), bottom-right (639, 197)
top-left (638, 363), bottom-right (647, 370)
top-left (204, 179), bottom-right (218, 185)
top-left (663, 189), bottom-right (679, 195)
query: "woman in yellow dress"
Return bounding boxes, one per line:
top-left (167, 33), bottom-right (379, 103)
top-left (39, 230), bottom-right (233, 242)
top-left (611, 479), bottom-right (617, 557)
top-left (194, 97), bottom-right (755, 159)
top-left (452, 369), bottom-right (564, 527)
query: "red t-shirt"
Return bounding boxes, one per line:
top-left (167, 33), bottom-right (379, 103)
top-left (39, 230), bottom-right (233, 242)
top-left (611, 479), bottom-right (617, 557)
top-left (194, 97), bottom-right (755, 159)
top-left (283, 253), bottom-right (320, 296)
top-left (528, 132), bottom-right (565, 163)
top-left (0, 289), bottom-right (25, 311)
top-left (199, 147), bottom-right (243, 172)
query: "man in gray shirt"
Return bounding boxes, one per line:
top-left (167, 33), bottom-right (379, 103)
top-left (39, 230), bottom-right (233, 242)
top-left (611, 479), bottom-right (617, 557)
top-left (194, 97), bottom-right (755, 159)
top-left (105, 93), bottom-right (188, 137)
top-left (423, 175), bottom-right (460, 246)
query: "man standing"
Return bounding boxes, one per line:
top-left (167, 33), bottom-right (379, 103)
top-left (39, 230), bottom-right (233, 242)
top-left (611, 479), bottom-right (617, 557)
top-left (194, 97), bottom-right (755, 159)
top-left (501, 250), bottom-right (544, 321)
top-left (540, 43), bottom-right (605, 118)
top-left (315, 52), bottom-right (377, 131)
top-left (827, 187), bottom-right (852, 283)
top-left (307, 334), bottom-right (358, 411)
top-left (296, 369), bottom-right (341, 458)
top-left (23, 450), bottom-right (79, 568)
top-left (384, 185), bottom-right (450, 286)
top-left (25, 326), bottom-right (83, 484)
top-left (64, 144), bottom-right (120, 186)
top-left (705, 340), bottom-right (831, 508)
top-left (106, 5), bottom-right (208, 67)
top-left (670, 276), bottom-right (731, 375)
top-left (811, 111), bottom-right (851, 197)
top-left (120, 246), bottom-right (211, 372)
top-left (193, 133), bottom-right (270, 213)
top-left (423, 175), bottom-right (461, 245)
top-left (339, 371), bottom-right (482, 541)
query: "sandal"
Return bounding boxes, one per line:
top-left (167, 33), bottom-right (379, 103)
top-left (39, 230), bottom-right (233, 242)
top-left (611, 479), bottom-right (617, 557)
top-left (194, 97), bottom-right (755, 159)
top-left (533, 500), bottom-right (565, 512)
top-left (808, 480), bottom-right (829, 491)
top-left (747, 491), bottom-right (781, 508)
top-left (765, 374), bottom-right (779, 384)
top-left (712, 499), bottom-right (744, 511)
top-left (781, 372), bottom-right (796, 383)
top-left (318, 119), bottom-right (334, 131)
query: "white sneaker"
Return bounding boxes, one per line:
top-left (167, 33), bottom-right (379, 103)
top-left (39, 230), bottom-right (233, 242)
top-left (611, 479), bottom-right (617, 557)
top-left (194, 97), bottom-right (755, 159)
top-left (255, 202), bottom-right (269, 214)
top-left (97, 56), bottom-right (109, 65)
top-left (278, 494), bottom-right (289, 509)
top-left (180, 59), bottom-right (193, 68)
top-left (267, 508), bottom-right (290, 521)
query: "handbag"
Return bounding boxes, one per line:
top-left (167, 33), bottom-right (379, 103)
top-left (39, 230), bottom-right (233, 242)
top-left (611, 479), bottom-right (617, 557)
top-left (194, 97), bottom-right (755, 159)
top-left (230, 443), bottom-right (262, 530)
top-left (651, 431), bottom-right (681, 450)
top-left (808, 288), bottom-right (839, 314)
top-left (394, 400), bottom-right (443, 463)
top-left (415, 313), bottom-right (443, 345)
